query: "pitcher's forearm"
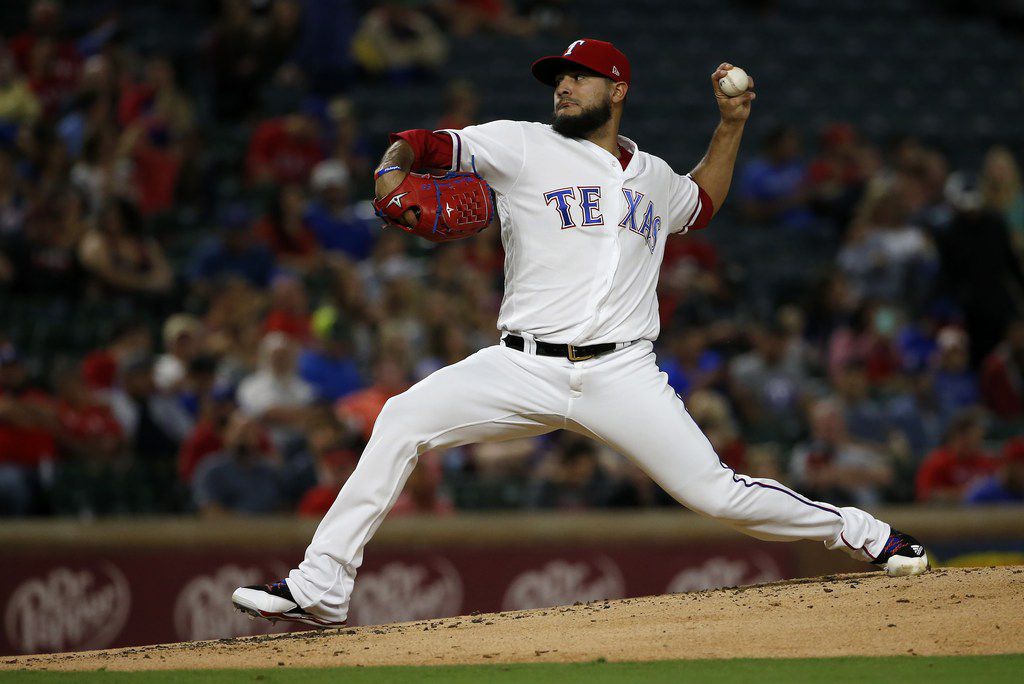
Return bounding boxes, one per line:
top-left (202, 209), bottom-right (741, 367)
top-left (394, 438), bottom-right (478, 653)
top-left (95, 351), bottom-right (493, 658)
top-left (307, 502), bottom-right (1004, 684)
top-left (376, 139), bottom-right (415, 173)
top-left (689, 120), bottom-right (745, 216)
top-left (374, 140), bottom-right (415, 198)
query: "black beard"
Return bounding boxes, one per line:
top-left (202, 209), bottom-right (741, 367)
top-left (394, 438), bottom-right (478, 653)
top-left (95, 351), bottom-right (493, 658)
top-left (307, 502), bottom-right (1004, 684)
top-left (551, 99), bottom-right (612, 139)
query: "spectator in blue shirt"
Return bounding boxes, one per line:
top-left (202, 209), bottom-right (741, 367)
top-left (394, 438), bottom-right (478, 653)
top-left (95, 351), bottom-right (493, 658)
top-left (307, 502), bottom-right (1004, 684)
top-left (932, 327), bottom-right (980, 420)
top-left (298, 306), bottom-right (364, 402)
top-left (835, 361), bottom-right (890, 448)
top-left (660, 327), bottom-right (723, 398)
top-left (885, 369), bottom-right (943, 462)
top-left (188, 203), bottom-right (276, 292)
top-left (738, 125), bottom-right (815, 230)
top-left (192, 411), bottom-right (286, 516)
top-left (304, 159), bottom-right (378, 261)
top-left (965, 438), bottom-right (1024, 504)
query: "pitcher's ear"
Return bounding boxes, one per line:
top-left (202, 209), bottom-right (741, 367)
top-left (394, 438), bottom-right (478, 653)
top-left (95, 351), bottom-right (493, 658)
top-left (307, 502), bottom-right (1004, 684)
top-left (611, 81), bottom-right (629, 104)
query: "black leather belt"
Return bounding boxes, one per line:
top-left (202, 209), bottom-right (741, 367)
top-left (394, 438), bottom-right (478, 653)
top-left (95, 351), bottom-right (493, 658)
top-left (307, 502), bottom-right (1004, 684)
top-left (502, 334), bottom-right (620, 362)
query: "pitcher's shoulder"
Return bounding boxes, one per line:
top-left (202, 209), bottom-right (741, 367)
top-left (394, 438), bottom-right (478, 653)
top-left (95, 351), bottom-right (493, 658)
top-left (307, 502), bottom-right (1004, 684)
top-left (642, 150), bottom-right (673, 173)
top-left (450, 119), bottom-right (525, 137)
top-left (519, 121), bottom-right (558, 137)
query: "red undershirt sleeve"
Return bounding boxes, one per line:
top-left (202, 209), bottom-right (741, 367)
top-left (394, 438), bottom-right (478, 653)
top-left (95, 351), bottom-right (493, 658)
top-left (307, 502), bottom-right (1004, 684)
top-left (389, 130), bottom-right (455, 170)
top-left (688, 185), bottom-right (715, 230)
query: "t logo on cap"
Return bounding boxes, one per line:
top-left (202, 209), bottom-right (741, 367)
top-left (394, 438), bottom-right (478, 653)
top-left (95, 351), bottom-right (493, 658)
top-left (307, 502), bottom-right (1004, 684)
top-left (532, 38), bottom-right (632, 87)
top-left (564, 40), bottom-right (586, 56)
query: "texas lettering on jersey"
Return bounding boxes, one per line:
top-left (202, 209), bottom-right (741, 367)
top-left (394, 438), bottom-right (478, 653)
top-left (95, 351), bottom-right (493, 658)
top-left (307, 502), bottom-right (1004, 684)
top-left (618, 188), bottom-right (661, 253)
top-left (543, 186), bottom-right (661, 252)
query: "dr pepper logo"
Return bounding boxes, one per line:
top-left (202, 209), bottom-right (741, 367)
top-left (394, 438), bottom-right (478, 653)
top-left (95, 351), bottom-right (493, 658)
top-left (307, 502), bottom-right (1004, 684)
top-left (347, 559), bottom-right (463, 626)
top-left (5, 564), bottom-right (131, 654)
top-left (502, 557), bottom-right (625, 610)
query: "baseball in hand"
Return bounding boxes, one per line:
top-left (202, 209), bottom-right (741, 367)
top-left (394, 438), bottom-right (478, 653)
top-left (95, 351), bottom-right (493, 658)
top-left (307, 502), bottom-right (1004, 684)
top-left (719, 66), bottom-right (750, 97)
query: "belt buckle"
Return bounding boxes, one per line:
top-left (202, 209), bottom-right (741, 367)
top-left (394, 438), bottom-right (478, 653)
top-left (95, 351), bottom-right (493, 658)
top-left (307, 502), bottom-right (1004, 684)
top-left (567, 345), bottom-right (594, 362)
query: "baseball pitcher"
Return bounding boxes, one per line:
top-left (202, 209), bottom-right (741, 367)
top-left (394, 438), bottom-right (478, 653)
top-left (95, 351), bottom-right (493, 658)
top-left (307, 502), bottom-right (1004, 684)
top-left (233, 39), bottom-right (928, 627)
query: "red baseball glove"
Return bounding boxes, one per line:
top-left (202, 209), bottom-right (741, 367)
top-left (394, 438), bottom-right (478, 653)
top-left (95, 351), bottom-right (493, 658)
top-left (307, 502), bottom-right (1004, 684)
top-left (373, 172), bottom-right (496, 243)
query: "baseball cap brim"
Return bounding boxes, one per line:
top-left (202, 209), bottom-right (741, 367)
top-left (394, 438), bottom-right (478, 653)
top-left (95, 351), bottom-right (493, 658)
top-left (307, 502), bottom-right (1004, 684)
top-left (531, 56), bottom-right (611, 87)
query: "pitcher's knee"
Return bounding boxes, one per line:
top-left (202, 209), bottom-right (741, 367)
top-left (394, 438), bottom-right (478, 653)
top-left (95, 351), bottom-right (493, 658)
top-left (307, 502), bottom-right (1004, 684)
top-left (662, 463), bottom-right (745, 519)
top-left (683, 494), bottom-right (733, 520)
top-left (376, 393), bottom-right (408, 424)
top-left (368, 392), bottom-right (436, 452)
top-left (658, 478), bottom-right (729, 518)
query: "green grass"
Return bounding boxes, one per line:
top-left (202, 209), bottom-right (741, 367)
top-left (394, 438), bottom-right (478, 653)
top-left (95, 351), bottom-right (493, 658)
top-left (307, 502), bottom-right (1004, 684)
top-left (2, 655), bottom-right (1022, 683)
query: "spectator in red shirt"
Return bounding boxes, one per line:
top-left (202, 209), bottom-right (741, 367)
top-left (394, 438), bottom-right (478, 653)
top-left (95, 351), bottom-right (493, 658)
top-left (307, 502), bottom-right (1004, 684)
top-left (296, 419), bottom-right (358, 517)
top-left (335, 353), bottom-right (411, 442)
top-left (255, 183), bottom-right (321, 273)
top-left (118, 56), bottom-right (195, 136)
top-left (965, 438), bottom-right (1024, 505)
top-left (54, 365), bottom-right (124, 461)
top-left (0, 343), bottom-right (59, 516)
top-left (178, 384), bottom-right (236, 484)
top-left (246, 111), bottom-right (323, 186)
top-left (8, 1), bottom-right (77, 73)
top-left (116, 57), bottom-right (192, 215)
top-left (807, 122), bottom-right (870, 226)
top-left (10, 1), bottom-right (79, 118)
top-left (980, 318), bottom-right (1024, 420)
top-left (915, 408), bottom-right (999, 504)
top-left (26, 37), bottom-right (82, 119)
top-left (121, 120), bottom-right (183, 217)
top-left (298, 449), bottom-right (359, 517)
top-left (0, 344), bottom-right (59, 462)
top-left (81, 319), bottom-right (154, 391)
top-left (263, 274), bottom-right (312, 342)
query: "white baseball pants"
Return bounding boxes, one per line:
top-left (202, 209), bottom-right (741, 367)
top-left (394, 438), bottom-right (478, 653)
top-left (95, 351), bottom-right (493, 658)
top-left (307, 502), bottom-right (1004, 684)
top-left (287, 340), bottom-right (890, 621)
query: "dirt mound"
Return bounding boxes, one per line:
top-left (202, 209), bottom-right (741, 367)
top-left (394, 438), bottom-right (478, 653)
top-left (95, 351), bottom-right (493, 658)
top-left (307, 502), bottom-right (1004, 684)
top-left (5, 567), bottom-right (1022, 671)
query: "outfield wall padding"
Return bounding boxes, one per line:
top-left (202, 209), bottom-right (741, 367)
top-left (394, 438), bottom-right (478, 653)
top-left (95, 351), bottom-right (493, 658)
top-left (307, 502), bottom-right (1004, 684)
top-left (2, 507), bottom-right (1021, 655)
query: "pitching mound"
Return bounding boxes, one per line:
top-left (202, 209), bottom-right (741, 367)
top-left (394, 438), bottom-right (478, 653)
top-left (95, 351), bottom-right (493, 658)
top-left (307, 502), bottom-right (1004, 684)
top-left (5, 566), bottom-right (1022, 671)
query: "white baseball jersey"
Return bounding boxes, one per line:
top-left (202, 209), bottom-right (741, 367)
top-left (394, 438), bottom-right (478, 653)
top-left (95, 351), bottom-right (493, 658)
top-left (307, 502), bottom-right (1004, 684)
top-left (443, 121), bottom-right (706, 346)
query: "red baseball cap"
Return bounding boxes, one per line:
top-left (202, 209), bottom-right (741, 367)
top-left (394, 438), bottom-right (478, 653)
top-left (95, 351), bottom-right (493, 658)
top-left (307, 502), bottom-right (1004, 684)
top-left (532, 38), bottom-right (631, 87)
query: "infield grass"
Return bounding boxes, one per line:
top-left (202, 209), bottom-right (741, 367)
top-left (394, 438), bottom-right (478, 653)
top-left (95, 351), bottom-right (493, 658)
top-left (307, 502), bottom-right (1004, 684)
top-left (2, 654), bottom-right (1023, 683)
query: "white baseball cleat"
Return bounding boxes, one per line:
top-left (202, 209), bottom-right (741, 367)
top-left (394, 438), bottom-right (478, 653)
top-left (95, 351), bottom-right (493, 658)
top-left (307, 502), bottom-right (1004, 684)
top-left (231, 579), bottom-right (345, 628)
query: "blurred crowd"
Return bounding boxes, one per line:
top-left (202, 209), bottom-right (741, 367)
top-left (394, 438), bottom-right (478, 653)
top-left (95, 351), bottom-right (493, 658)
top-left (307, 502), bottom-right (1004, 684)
top-left (1, 0), bottom-right (1023, 519)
